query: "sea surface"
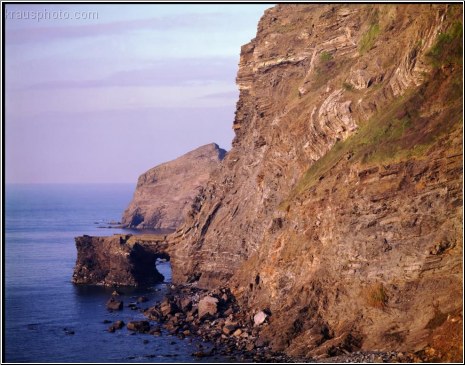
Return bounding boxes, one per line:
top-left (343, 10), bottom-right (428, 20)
top-left (4, 184), bottom-right (228, 363)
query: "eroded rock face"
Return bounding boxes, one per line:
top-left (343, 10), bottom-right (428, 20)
top-left (170, 4), bottom-right (462, 361)
top-left (122, 143), bottom-right (226, 230)
top-left (72, 234), bottom-right (169, 286)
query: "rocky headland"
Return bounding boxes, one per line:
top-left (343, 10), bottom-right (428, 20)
top-left (122, 143), bottom-right (226, 230)
top-left (73, 4), bottom-right (463, 362)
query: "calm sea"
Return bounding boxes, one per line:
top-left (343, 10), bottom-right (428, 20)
top-left (4, 184), bottom-right (228, 363)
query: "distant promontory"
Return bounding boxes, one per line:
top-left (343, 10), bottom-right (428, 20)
top-left (122, 143), bottom-right (226, 230)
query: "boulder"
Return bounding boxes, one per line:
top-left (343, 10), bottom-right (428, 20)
top-left (233, 329), bottom-right (243, 337)
top-left (145, 307), bottom-right (162, 321)
top-left (198, 296), bottom-right (219, 319)
top-left (150, 327), bottom-right (162, 336)
top-left (179, 297), bottom-right (193, 311)
top-left (63, 328), bottom-right (75, 335)
top-left (106, 298), bottom-right (123, 311)
top-left (108, 320), bottom-right (125, 332)
top-left (223, 324), bottom-right (237, 335)
top-left (127, 321), bottom-right (151, 333)
top-left (253, 311), bottom-right (267, 326)
top-left (160, 299), bottom-right (177, 317)
top-left (137, 296), bottom-right (149, 303)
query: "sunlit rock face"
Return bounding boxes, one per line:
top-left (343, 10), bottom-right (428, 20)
top-left (170, 4), bottom-right (462, 361)
top-left (122, 143), bottom-right (226, 230)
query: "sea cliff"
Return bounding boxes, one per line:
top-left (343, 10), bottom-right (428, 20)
top-left (74, 4), bottom-right (462, 362)
top-left (170, 4), bottom-right (463, 361)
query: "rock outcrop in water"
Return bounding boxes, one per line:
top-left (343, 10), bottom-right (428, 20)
top-left (169, 3), bottom-right (462, 361)
top-left (121, 143), bottom-right (226, 230)
top-left (72, 234), bottom-right (169, 286)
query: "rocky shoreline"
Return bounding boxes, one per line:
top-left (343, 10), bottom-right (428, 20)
top-left (143, 285), bottom-right (296, 362)
top-left (74, 232), bottom-right (457, 362)
top-left (103, 283), bottom-right (429, 363)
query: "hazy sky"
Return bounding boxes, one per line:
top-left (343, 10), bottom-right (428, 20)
top-left (5, 4), bottom-right (272, 183)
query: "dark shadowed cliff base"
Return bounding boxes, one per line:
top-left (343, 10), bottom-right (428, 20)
top-left (74, 4), bottom-right (463, 362)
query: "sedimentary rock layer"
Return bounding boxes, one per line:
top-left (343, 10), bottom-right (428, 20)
top-left (122, 143), bottom-right (226, 230)
top-left (170, 4), bottom-right (462, 361)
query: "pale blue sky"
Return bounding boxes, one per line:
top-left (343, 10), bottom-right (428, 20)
top-left (5, 4), bottom-right (272, 183)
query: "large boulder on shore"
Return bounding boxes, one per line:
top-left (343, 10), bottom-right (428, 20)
top-left (198, 296), bottom-right (219, 319)
top-left (127, 321), bottom-right (151, 333)
top-left (122, 143), bottom-right (226, 230)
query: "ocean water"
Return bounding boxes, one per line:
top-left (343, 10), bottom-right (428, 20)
top-left (4, 184), bottom-right (228, 363)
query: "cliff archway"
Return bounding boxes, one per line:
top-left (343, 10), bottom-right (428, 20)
top-left (73, 234), bottom-right (170, 287)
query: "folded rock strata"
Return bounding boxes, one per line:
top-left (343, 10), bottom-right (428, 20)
top-left (169, 3), bottom-right (462, 361)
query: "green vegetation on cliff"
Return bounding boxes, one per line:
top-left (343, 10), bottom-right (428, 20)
top-left (290, 22), bottom-right (462, 197)
top-left (359, 23), bottom-right (380, 54)
top-left (426, 21), bottom-right (463, 68)
top-left (359, 8), bottom-right (381, 54)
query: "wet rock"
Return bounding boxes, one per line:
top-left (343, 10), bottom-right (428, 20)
top-left (137, 296), bottom-right (149, 303)
top-left (106, 297), bottom-right (123, 311)
top-left (160, 299), bottom-right (178, 317)
top-left (198, 296), bottom-right (219, 319)
top-left (127, 321), bottom-right (151, 333)
top-left (63, 328), bottom-right (75, 335)
top-left (149, 327), bottom-right (162, 336)
top-left (128, 302), bottom-right (139, 310)
top-left (192, 350), bottom-right (213, 358)
top-left (108, 320), bottom-right (125, 332)
top-left (145, 307), bottom-right (163, 321)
